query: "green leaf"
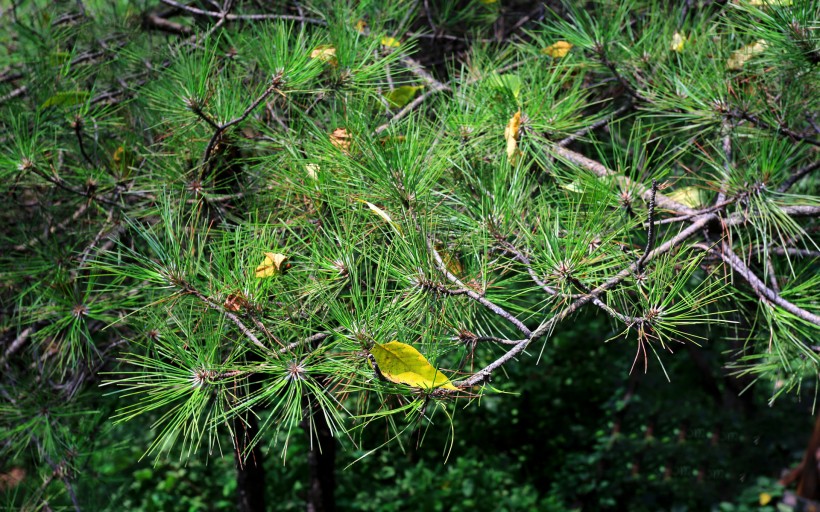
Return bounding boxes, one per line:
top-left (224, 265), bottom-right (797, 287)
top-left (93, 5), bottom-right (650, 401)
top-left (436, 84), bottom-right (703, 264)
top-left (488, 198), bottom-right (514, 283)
top-left (371, 341), bottom-right (457, 391)
top-left (39, 90), bottom-right (90, 110)
top-left (384, 85), bottom-right (424, 108)
top-left (488, 73), bottom-right (522, 100)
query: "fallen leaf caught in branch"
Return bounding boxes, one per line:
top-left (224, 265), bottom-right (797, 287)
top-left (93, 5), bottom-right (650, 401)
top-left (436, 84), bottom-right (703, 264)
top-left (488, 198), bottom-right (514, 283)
top-left (255, 252), bottom-right (288, 278)
top-left (385, 85), bottom-right (424, 108)
top-left (505, 110), bottom-right (522, 161)
top-left (670, 32), bottom-right (686, 52)
top-left (542, 41), bottom-right (573, 58)
top-left (370, 341), bottom-right (457, 391)
top-left (727, 40), bottom-right (767, 70)
top-left (310, 45), bottom-right (337, 65)
top-left (359, 200), bottom-right (402, 234)
top-left (330, 127), bottom-right (352, 154)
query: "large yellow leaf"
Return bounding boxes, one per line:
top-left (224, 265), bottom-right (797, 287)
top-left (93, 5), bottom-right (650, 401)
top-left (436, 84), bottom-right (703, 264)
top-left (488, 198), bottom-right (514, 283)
top-left (371, 341), bottom-right (457, 391)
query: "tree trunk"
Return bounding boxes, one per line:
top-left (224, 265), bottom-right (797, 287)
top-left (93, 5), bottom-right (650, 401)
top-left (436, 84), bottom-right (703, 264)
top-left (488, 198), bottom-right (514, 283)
top-left (305, 404), bottom-right (336, 512)
top-left (234, 413), bottom-right (267, 512)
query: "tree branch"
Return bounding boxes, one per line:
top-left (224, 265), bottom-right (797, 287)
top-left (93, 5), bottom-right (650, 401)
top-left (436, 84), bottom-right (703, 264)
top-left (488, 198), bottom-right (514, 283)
top-left (695, 242), bottom-right (820, 326)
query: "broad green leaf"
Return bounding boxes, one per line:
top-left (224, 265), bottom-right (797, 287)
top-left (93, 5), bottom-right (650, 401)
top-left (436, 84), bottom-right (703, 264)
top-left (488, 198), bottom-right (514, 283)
top-left (488, 73), bottom-right (522, 99)
top-left (371, 341), bottom-right (457, 391)
top-left (384, 85), bottom-right (424, 108)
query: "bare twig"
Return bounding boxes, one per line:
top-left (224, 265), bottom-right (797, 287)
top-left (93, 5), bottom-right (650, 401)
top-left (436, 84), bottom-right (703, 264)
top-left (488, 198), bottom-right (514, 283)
top-left (694, 243), bottom-right (820, 326)
top-left (779, 160), bottom-right (820, 193)
top-left (636, 179), bottom-right (658, 274)
top-left (558, 103), bottom-right (632, 147)
top-left (429, 243), bottom-right (532, 337)
top-left (729, 109), bottom-right (820, 147)
top-left (159, 0), bottom-right (326, 25)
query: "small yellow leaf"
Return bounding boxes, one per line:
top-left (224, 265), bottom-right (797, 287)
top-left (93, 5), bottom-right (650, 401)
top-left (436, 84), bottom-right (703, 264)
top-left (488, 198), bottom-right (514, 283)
top-left (255, 252), bottom-right (288, 278)
top-left (384, 85), bottom-right (424, 108)
top-left (355, 19), bottom-right (367, 33)
top-left (329, 127), bottom-right (352, 154)
top-left (504, 110), bottom-right (522, 160)
top-left (667, 186), bottom-right (705, 208)
top-left (305, 163), bottom-right (320, 180)
top-left (479, 0), bottom-right (498, 4)
top-left (371, 341), bottom-right (457, 391)
top-left (748, 0), bottom-right (792, 5)
top-left (542, 41), bottom-right (573, 58)
top-left (381, 36), bottom-right (401, 48)
top-left (310, 45), bottom-right (337, 65)
top-left (727, 39), bottom-right (767, 70)
top-left (360, 200), bottom-right (402, 234)
top-left (560, 181), bottom-right (584, 194)
top-left (670, 32), bottom-right (686, 52)
top-left (759, 492), bottom-right (772, 506)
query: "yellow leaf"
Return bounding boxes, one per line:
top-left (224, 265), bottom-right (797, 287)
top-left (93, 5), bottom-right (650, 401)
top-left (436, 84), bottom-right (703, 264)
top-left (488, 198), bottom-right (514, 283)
top-left (371, 341), bottom-right (458, 391)
top-left (759, 492), bottom-right (772, 506)
top-left (560, 181), bottom-right (584, 194)
top-left (479, 0), bottom-right (498, 3)
top-left (381, 36), bottom-right (401, 48)
top-left (355, 19), bottom-right (367, 33)
top-left (359, 200), bottom-right (402, 234)
top-left (670, 32), bottom-right (686, 52)
top-left (748, 0), bottom-right (792, 5)
top-left (329, 127), bottom-right (352, 154)
top-left (542, 41), bottom-right (573, 58)
top-left (384, 85), bottom-right (424, 108)
top-left (305, 163), bottom-right (320, 180)
top-left (727, 39), bottom-right (767, 70)
top-left (310, 45), bottom-right (337, 65)
top-left (504, 110), bottom-right (522, 160)
top-left (667, 186), bottom-right (705, 208)
top-left (255, 252), bottom-right (287, 278)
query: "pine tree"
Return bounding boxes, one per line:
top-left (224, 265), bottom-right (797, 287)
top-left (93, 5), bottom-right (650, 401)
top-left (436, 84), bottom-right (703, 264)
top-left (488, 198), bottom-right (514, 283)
top-left (1, 1), bottom-right (818, 510)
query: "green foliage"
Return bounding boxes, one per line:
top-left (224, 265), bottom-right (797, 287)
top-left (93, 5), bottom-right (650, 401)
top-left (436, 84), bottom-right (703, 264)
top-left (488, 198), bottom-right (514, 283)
top-left (1, 0), bottom-right (818, 510)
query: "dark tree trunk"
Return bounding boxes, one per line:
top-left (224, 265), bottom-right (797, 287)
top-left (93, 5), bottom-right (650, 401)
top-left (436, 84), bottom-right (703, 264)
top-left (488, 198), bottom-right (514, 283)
top-left (304, 404), bottom-right (336, 512)
top-left (234, 413), bottom-right (267, 512)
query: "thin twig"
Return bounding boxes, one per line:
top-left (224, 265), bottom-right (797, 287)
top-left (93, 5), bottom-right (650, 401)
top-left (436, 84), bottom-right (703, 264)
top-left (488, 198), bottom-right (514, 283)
top-left (429, 243), bottom-right (532, 337)
top-left (779, 160), bottom-right (820, 193)
top-left (729, 109), bottom-right (820, 147)
top-left (636, 179), bottom-right (658, 274)
top-left (558, 103), bottom-right (632, 147)
top-left (454, 215), bottom-right (715, 389)
top-left (159, 0), bottom-right (327, 24)
top-left (694, 243), bottom-right (820, 326)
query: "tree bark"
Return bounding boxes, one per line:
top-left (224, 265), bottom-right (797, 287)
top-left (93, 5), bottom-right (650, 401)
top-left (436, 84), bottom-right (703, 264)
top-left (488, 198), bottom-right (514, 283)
top-left (304, 404), bottom-right (336, 512)
top-left (234, 413), bottom-right (267, 512)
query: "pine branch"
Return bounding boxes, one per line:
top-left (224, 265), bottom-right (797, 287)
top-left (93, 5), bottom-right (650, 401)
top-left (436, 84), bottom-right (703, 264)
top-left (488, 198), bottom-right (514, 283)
top-left (429, 242), bottom-right (532, 337)
top-left (695, 242), bottom-right (820, 326)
